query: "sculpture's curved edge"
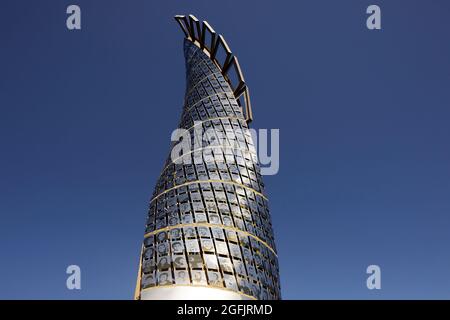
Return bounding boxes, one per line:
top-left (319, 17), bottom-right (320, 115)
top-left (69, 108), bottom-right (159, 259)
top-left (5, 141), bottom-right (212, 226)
top-left (174, 14), bottom-right (253, 124)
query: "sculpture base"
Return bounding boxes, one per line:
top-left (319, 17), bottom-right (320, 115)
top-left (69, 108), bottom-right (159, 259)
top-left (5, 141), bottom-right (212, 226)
top-left (140, 285), bottom-right (254, 300)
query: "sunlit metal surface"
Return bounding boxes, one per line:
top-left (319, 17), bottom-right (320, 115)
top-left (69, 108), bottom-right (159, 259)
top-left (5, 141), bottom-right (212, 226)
top-left (135, 15), bottom-right (280, 300)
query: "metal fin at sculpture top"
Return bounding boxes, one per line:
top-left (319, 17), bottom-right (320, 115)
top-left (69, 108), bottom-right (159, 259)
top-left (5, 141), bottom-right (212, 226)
top-left (134, 15), bottom-right (281, 300)
top-left (174, 14), bottom-right (253, 124)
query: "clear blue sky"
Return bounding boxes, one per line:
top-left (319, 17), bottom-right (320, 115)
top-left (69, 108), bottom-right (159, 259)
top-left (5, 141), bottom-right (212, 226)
top-left (1, 0), bottom-right (450, 299)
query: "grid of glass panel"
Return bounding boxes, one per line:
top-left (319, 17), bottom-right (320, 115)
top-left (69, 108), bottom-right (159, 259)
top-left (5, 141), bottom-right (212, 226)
top-left (141, 224), bottom-right (280, 299)
top-left (139, 39), bottom-right (281, 299)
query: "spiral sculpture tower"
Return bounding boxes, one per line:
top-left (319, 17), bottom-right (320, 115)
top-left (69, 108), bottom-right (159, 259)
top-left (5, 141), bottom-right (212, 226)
top-left (135, 15), bottom-right (281, 300)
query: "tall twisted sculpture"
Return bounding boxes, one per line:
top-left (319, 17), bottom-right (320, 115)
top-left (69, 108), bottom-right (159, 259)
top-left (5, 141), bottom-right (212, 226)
top-left (135, 15), bottom-right (281, 300)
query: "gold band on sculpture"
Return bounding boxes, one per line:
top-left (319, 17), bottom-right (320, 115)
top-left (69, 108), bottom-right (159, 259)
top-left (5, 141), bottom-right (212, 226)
top-left (150, 179), bottom-right (267, 203)
top-left (144, 222), bottom-right (277, 256)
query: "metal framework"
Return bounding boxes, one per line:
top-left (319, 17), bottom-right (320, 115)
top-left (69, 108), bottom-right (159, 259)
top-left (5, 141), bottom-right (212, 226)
top-left (174, 14), bottom-right (253, 123)
top-left (134, 15), bottom-right (280, 300)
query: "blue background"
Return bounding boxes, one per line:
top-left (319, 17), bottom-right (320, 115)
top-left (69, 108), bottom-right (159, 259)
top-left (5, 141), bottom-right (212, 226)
top-left (1, 0), bottom-right (450, 299)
